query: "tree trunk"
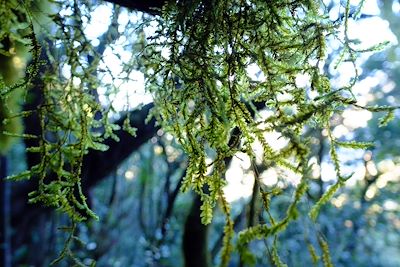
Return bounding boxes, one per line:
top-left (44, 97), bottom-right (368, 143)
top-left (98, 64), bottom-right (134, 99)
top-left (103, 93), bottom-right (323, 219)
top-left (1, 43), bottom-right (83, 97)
top-left (0, 156), bottom-right (12, 267)
top-left (183, 194), bottom-right (211, 267)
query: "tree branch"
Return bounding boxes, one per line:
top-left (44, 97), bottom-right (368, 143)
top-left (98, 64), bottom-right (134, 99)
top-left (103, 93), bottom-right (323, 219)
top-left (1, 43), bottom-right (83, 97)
top-left (11, 99), bottom-right (158, 261)
top-left (102, 0), bottom-right (167, 14)
top-left (82, 103), bottom-right (158, 189)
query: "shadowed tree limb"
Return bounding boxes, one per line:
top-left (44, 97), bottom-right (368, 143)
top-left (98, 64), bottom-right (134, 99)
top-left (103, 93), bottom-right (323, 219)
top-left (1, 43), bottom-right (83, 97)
top-left (11, 84), bottom-right (158, 263)
top-left (12, 101), bottom-right (157, 219)
top-left (183, 195), bottom-right (211, 267)
top-left (81, 103), bottom-right (157, 189)
top-left (102, 0), bottom-right (167, 14)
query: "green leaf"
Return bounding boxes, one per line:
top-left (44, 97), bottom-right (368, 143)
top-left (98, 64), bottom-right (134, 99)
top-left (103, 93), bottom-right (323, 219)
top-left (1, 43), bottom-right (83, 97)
top-left (6, 169), bottom-right (32, 181)
top-left (307, 243), bottom-right (320, 265)
top-left (122, 116), bottom-right (137, 137)
top-left (318, 237), bottom-right (334, 267)
top-left (200, 198), bottom-right (213, 225)
top-left (379, 109), bottom-right (395, 127)
top-left (309, 179), bottom-right (345, 221)
top-left (271, 240), bottom-right (288, 267)
top-left (335, 140), bottom-right (374, 150)
top-left (89, 141), bottom-right (109, 152)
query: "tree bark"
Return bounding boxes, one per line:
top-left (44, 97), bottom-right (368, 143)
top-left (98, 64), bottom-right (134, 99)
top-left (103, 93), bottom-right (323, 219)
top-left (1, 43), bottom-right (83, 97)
top-left (103, 0), bottom-right (167, 14)
top-left (183, 194), bottom-right (211, 267)
top-left (0, 156), bottom-right (12, 267)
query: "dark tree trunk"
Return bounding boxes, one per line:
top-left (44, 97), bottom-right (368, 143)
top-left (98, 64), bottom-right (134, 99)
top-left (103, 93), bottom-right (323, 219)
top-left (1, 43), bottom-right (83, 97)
top-left (183, 194), bottom-right (211, 267)
top-left (0, 156), bottom-right (12, 267)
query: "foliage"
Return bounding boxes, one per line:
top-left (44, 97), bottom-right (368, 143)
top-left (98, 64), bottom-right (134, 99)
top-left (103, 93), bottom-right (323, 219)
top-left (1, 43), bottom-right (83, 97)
top-left (0, 0), bottom-right (398, 266)
top-left (144, 0), bottom-right (394, 264)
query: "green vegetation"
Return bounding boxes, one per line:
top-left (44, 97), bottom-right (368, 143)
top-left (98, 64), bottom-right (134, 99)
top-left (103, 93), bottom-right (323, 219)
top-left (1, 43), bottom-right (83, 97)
top-left (0, 0), bottom-right (399, 266)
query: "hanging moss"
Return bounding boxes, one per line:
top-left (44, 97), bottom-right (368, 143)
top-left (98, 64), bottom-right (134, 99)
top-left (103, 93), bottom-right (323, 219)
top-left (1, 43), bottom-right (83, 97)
top-left (144, 0), bottom-right (394, 264)
top-left (0, 0), bottom-right (396, 265)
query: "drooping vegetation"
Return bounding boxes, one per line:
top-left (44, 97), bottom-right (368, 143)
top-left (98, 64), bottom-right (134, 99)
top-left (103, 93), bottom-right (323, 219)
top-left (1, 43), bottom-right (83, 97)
top-left (0, 0), bottom-right (398, 266)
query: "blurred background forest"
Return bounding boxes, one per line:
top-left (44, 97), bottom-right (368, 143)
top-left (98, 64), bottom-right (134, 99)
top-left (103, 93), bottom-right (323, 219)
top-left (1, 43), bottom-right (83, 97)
top-left (1, 0), bottom-right (400, 266)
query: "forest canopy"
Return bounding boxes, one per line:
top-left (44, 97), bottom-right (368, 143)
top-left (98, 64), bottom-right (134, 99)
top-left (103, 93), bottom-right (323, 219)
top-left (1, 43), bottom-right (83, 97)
top-left (0, 0), bottom-right (399, 266)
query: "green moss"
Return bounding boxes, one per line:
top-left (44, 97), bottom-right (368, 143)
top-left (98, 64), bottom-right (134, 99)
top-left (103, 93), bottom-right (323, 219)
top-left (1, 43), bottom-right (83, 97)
top-left (1, 0), bottom-right (393, 265)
